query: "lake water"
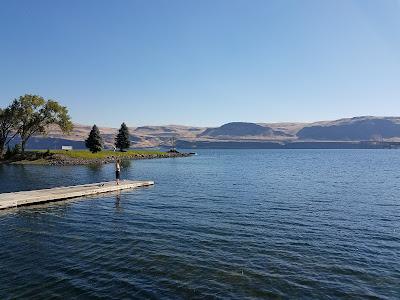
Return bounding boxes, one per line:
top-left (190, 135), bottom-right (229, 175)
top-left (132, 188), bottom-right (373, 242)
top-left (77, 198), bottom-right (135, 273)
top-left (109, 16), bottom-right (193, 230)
top-left (0, 149), bottom-right (399, 299)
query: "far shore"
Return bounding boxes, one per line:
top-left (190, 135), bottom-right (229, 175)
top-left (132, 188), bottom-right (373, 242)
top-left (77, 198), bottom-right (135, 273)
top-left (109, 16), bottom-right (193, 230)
top-left (0, 149), bottom-right (193, 166)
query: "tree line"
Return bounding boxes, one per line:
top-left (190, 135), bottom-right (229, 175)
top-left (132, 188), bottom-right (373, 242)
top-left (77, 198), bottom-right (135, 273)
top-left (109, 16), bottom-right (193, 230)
top-left (85, 123), bottom-right (131, 153)
top-left (0, 94), bottom-right (73, 157)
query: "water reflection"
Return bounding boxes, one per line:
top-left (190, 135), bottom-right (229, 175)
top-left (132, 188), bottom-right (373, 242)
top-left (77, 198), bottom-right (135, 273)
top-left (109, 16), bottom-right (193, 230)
top-left (120, 160), bottom-right (132, 169)
top-left (1, 150), bottom-right (400, 299)
top-left (115, 191), bottom-right (122, 212)
top-left (86, 163), bottom-right (103, 172)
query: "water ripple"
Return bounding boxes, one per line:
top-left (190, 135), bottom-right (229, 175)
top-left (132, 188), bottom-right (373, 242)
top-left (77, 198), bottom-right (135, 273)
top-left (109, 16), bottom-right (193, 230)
top-left (0, 150), bottom-right (400, 299)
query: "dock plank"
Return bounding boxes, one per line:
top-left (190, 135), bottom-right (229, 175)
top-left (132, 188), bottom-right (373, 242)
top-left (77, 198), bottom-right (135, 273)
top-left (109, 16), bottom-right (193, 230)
top-left (0, 180), bottom-right (154, 210)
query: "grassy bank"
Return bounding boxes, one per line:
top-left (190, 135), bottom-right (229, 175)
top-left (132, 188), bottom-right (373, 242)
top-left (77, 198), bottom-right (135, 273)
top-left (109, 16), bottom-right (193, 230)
top-left (2, 149), bottom-right (190, 165)
top-left (37, 149), bottom-right (170, 159)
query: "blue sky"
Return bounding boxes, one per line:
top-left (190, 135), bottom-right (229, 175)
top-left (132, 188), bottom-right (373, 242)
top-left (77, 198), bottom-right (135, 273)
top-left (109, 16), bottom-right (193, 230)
top-left (0, 0), bottom-right (399, 127)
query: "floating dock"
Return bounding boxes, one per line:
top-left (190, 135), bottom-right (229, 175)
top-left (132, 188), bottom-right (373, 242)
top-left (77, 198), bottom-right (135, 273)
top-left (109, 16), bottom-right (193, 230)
top-left (0, 180), bottom-right (154, 210)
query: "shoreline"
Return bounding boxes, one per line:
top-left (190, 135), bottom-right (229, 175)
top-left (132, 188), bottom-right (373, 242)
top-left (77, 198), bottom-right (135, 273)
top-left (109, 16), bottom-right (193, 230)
top-left (0, 150), bottom-right (193, 166)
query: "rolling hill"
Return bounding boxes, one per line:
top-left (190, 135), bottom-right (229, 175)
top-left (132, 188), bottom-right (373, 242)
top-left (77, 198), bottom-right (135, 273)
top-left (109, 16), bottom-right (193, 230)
top-left (198, 122), bottom-right (290, 138)
top-left (11, 116), bottom-right (400, 149)
top-left (296, 117), bottom-right (400, 141)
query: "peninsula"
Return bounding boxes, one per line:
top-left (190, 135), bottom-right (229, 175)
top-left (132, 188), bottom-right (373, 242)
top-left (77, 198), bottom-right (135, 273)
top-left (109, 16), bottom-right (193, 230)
top-left (1, 149), bottom-right (191, 165)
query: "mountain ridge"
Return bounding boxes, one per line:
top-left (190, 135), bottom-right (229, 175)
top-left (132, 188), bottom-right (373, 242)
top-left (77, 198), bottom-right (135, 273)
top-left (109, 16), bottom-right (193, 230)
top-left (15, 116), bottom-right (400, 149)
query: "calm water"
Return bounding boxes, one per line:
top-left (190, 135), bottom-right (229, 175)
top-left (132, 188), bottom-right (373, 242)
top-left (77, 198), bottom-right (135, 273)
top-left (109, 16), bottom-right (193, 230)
top-left (0, 150), bottom-right (399, 299)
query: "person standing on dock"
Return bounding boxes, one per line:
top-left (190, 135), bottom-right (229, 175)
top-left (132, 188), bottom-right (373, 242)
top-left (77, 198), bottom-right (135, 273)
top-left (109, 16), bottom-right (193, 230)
top-left (115, 159), bottom-right (121, 185)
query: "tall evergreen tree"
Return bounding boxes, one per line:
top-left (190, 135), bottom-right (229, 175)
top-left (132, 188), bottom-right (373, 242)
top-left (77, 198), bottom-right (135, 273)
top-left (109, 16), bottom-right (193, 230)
top-left (85, 124), bottom-right (103, 153)
top-left (115, 122), bottom-right (131, 151)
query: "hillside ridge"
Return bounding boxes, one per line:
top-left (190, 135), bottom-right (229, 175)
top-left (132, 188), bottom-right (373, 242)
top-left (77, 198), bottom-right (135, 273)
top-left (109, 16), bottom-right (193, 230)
top-left (14, 116), bottom-right (400, 149)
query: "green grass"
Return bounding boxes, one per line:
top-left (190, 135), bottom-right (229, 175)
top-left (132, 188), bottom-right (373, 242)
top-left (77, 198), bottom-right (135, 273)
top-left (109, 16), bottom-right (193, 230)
top-left (35, 149), bottom-right (168, 159)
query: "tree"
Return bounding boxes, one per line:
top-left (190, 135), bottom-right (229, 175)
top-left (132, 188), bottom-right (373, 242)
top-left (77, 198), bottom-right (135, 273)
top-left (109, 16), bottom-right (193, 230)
top-left (0, 102), bottom-right (18, 157)
top-left (12, 144), bottom-right (21, 156)
top-left (115, 122), bottom-right (131, 151)
top-left (4, 145), bottom-right (12, 160)
top-left (85, 125), bottom-right (103, 153)
top-left (13, 94), bottom-right (73, 154)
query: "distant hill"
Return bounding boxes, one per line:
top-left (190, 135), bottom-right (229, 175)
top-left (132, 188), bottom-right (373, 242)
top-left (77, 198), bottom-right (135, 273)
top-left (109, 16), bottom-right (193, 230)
top-left (17, 116), bottom-right (400, 150)
top-left (134, 125), bottom-right (204, 138)
top-left (198, 122), bottom-right (289, 138)
top-left (9, 137), bottom-right (86, 150)
top-left (297, 117), bottom-right (400, 140)
top-left (37, 124), bottom-right (206, 149)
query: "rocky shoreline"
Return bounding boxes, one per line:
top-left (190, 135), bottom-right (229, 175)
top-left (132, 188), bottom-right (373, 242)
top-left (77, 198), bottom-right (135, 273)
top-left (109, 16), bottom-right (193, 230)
top-left (48, 152), bottom-right (192, 165)
top-left (1, 152), bottom-right (193, 166)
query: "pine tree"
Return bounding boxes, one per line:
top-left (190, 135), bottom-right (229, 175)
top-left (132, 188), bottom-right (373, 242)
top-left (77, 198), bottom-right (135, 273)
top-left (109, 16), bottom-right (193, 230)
top-left (115, 122), bottom-right (131, 152)
top-left (85, 124), bottom-right (103, 153)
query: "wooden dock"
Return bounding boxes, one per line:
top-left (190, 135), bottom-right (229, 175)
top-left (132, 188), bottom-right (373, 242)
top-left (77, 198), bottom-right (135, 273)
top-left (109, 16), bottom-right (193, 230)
top-left (0, 180), bottom-right (154, 210)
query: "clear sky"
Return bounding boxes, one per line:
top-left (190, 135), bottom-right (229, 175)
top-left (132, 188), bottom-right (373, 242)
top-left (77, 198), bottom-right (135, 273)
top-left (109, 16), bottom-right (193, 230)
top-left (0, 0), bottom-right (399, 127)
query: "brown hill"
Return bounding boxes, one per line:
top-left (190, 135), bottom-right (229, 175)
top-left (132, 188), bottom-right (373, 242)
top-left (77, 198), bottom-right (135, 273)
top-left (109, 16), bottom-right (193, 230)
top-left (17, 116), bottom-right (400, 149)
top-left (297, 116), bottom-right (400, 141)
